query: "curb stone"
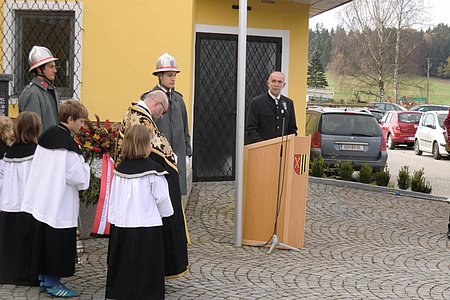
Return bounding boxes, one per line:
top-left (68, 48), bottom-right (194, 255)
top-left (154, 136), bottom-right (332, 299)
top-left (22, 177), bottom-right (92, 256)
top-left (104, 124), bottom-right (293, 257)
top-left (308, 176), bottom-right (449, 203)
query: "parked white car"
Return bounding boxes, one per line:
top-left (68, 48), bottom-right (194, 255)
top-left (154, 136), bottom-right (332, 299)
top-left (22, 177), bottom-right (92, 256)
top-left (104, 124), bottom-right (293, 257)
top-left (414, 110), bottom-right (450, 159)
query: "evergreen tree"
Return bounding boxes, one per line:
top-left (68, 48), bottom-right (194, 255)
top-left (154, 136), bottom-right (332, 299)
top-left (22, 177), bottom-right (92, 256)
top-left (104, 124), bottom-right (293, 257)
top-left (307, 50), bottom-right (329, 88)
top-left (437, 56), bottom-right (450, 78)
top-left (308, 24), bottom-right (333, 70)
top-left (426, 24), bottom-right (450, 77)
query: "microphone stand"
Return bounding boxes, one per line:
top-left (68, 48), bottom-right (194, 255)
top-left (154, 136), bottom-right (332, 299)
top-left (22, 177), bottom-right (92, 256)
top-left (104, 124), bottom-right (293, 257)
top-left (265, 102), bottom-right (299, 254)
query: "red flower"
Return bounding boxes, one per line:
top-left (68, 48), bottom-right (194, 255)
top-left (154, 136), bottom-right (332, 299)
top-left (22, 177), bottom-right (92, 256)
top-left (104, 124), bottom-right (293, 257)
top-left (74, 115), bottom-right (119, 163)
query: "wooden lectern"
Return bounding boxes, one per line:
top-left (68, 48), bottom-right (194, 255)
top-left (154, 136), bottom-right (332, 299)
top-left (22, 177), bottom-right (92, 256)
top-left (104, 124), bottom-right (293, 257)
top-left (242, 134), bottom-right (311, 249)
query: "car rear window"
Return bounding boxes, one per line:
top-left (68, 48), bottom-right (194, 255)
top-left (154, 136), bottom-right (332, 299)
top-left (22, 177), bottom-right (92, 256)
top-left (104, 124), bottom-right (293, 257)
top-left (320, 113), bottom-right (381, 136)
top-left (398, 113), bottom-right (421, 123)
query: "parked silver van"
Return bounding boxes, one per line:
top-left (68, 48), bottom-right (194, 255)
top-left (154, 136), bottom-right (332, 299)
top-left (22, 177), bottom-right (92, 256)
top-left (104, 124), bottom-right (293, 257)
top-left (306, 109), bottom-right (388, 171)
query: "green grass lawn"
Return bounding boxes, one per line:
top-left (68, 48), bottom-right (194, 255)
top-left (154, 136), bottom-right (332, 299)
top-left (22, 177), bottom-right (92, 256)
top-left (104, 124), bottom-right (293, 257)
top-left (428, 78), bottom-right (450, 104)
top-left (326, 73), bottom-right (450, 105)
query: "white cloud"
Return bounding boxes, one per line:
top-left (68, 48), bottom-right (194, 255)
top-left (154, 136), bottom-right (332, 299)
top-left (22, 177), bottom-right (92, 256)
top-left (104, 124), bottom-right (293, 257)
top-left (309, 0), bottom-right (449, 30)
top-left (428, 0), bottom-right (449, 27)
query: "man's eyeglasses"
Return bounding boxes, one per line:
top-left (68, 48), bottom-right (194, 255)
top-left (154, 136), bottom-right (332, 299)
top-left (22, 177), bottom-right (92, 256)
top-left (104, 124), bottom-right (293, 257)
top-left (159, 102), bottom-right (167, 114)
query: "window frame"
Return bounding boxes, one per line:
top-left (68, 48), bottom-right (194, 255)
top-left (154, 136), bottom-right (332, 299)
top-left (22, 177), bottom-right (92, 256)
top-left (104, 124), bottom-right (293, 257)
top-left (2, 1), bottom-right (83, 99)
top-left (15, 10), bottom-right (76, 97)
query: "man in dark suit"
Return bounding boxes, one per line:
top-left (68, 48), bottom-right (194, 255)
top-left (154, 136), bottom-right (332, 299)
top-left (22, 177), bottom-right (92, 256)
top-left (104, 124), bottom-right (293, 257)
top-left (246, 71), bottom-right (297, 144)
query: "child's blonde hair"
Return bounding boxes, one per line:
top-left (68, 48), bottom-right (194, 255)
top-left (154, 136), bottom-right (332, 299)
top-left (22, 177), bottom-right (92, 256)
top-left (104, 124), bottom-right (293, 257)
top-left (59, 99), bottom-right (89, 123)
top-left (0, 116), bottom-right (15, 146)
top-left (121, 125), bottom-right (153, 159)
top-left (15, 112), bottom-right (42, 144)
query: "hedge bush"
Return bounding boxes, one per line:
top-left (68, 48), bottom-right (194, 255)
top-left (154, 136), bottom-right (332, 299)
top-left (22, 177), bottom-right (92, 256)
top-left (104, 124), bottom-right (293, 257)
top-left (358, 163), bottom-right (373, 184)
top-left (397, 165), bottom-right (411, 190)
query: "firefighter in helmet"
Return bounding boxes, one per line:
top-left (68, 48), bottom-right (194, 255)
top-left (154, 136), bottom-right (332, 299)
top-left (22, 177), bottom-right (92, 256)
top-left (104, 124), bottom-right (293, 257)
top-left (19, 46), bottom-right (60, 132)
top-left (141, 53), bottom-right (192, 195)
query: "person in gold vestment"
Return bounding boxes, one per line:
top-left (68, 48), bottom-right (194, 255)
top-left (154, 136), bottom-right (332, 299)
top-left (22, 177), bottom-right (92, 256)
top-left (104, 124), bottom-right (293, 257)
top-left (114, 90), bottom-right (189, 277)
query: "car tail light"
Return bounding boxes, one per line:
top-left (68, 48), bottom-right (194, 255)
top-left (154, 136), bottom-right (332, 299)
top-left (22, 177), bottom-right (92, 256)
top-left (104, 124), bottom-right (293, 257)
top-left (311, 132), bottom-right (321, 148)
top-left (380, 134), bottom-right (387, 151)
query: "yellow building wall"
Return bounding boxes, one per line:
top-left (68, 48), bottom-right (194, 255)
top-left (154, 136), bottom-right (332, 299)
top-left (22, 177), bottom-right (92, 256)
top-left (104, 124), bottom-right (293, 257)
top-left (81, 0), bottom-right (195, 121)
top-left (195, 0), bottom-right (309, 135)
top-left (4, 0), bottom-right (195, 121)
top-left (3, 0), bottom-right (309, 135)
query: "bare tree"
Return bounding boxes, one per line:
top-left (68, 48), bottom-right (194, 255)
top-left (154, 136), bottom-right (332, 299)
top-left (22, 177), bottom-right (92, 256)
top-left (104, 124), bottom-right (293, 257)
top-left (339, 0), bottom-right (397, 100)
top-left (392, 0), bottom-right (427, 101)
top-left (337, 0), bottom-right (429, 101)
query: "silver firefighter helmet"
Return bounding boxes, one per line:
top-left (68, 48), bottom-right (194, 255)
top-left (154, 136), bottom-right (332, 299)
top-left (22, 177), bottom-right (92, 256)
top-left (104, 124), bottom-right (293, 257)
top-left (152, 52), bottom-right (180, 75)
top-left (28, 46), bottom-right (58, 72)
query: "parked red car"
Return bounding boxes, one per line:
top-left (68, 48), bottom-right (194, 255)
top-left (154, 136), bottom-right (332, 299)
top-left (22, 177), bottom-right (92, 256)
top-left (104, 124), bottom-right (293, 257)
top-left (379, 111), bottom-right (423, 149)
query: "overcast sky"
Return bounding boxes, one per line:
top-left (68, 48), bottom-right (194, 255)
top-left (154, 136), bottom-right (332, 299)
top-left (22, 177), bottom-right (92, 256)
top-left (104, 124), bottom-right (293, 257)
top-left (309, 0), bottom-right (449, 30)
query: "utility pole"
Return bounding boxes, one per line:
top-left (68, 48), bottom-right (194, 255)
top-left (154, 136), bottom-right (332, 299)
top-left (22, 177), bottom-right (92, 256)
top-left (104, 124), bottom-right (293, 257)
top-left (426, 58), bottom-right (431, 104)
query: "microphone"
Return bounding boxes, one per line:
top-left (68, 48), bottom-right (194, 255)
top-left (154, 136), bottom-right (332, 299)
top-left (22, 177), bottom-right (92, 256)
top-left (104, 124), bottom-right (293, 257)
top-left (281, 100), bottom-right (287, 112)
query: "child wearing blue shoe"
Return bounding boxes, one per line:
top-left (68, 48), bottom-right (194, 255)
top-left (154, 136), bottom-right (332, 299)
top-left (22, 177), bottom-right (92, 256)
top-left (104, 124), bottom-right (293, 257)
top-left (106, 125), bottom-right (173, 300)
top-left (21, 100), bottom-right (90, 298)
top-left (0, 112), bottom-right (41, 286)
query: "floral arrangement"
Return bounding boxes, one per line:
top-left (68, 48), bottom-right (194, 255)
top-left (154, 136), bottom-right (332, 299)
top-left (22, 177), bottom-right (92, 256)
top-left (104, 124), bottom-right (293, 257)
top-left (74, 115), bottom-right (118, 206)
top-left (74, 114), bottom-right (118, 164)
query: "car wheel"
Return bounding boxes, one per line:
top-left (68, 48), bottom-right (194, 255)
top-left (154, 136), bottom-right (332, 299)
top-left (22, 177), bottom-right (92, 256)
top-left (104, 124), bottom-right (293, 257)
top-left (414, 140), bottom-right (422, 155)
top-left (432, 142), bottom-right (442, 160)
top-left (387, 134), bottom-right (396, 150)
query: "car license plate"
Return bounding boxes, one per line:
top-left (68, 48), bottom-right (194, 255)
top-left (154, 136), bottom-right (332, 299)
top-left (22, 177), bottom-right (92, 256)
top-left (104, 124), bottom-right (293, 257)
top-left (340, 144), bottom-right (364, 151)
top-left (407, 136), bottom-right (415, 140)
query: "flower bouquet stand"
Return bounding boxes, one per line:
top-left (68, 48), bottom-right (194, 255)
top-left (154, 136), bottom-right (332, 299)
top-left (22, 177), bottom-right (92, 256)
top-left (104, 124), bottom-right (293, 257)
top-left (75, 115), bottom-right (118, 262)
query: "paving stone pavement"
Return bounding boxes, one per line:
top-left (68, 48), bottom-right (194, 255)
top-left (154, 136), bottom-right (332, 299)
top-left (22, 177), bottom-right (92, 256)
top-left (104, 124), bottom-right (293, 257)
top-left (1, 181), bottom-right (450, 299)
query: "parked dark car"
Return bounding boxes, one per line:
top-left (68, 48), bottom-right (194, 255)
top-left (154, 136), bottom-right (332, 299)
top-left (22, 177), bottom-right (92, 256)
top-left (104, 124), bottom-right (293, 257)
top-left (360, 109), bottom-right (384, 122)
top-left (409, 104), bottom-right (449, 112)
top-left (368, 102), bottom-right (406, 114)
top-left (305, 109), bottom-right (388, 171)
top-left (379, 111), bottom-right (422, 149)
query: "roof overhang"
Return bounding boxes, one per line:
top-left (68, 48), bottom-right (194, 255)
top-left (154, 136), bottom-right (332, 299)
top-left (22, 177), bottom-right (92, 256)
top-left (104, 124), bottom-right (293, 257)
top-left (262, 0), bottom-right (353, 18)
top-left (307, 0), bottom-right (352, 17)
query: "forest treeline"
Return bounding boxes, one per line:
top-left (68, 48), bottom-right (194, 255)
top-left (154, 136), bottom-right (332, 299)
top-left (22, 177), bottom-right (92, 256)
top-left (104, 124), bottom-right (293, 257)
top-left (308, 23), bottom-right (450, 100)
top-left (309, 23), bottom-right (450, 78)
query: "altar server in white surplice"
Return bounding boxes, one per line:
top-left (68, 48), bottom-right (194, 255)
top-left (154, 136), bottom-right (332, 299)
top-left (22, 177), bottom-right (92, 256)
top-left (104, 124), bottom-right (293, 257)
top-left (106, 124), bottom-right (173, 300)
top-left (0, 112), bottom-right (41, 286)
top-left (21, 100), bottom-right (90, 298)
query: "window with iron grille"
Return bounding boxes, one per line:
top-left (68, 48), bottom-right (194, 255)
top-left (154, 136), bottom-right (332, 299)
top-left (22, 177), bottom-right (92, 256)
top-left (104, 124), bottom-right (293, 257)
top-left (193, 33), bottom-right (282, 181)
top-left (1, 1), bottom-right (83, 99)
top-left (16, 10), bottom-right (75, 97)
